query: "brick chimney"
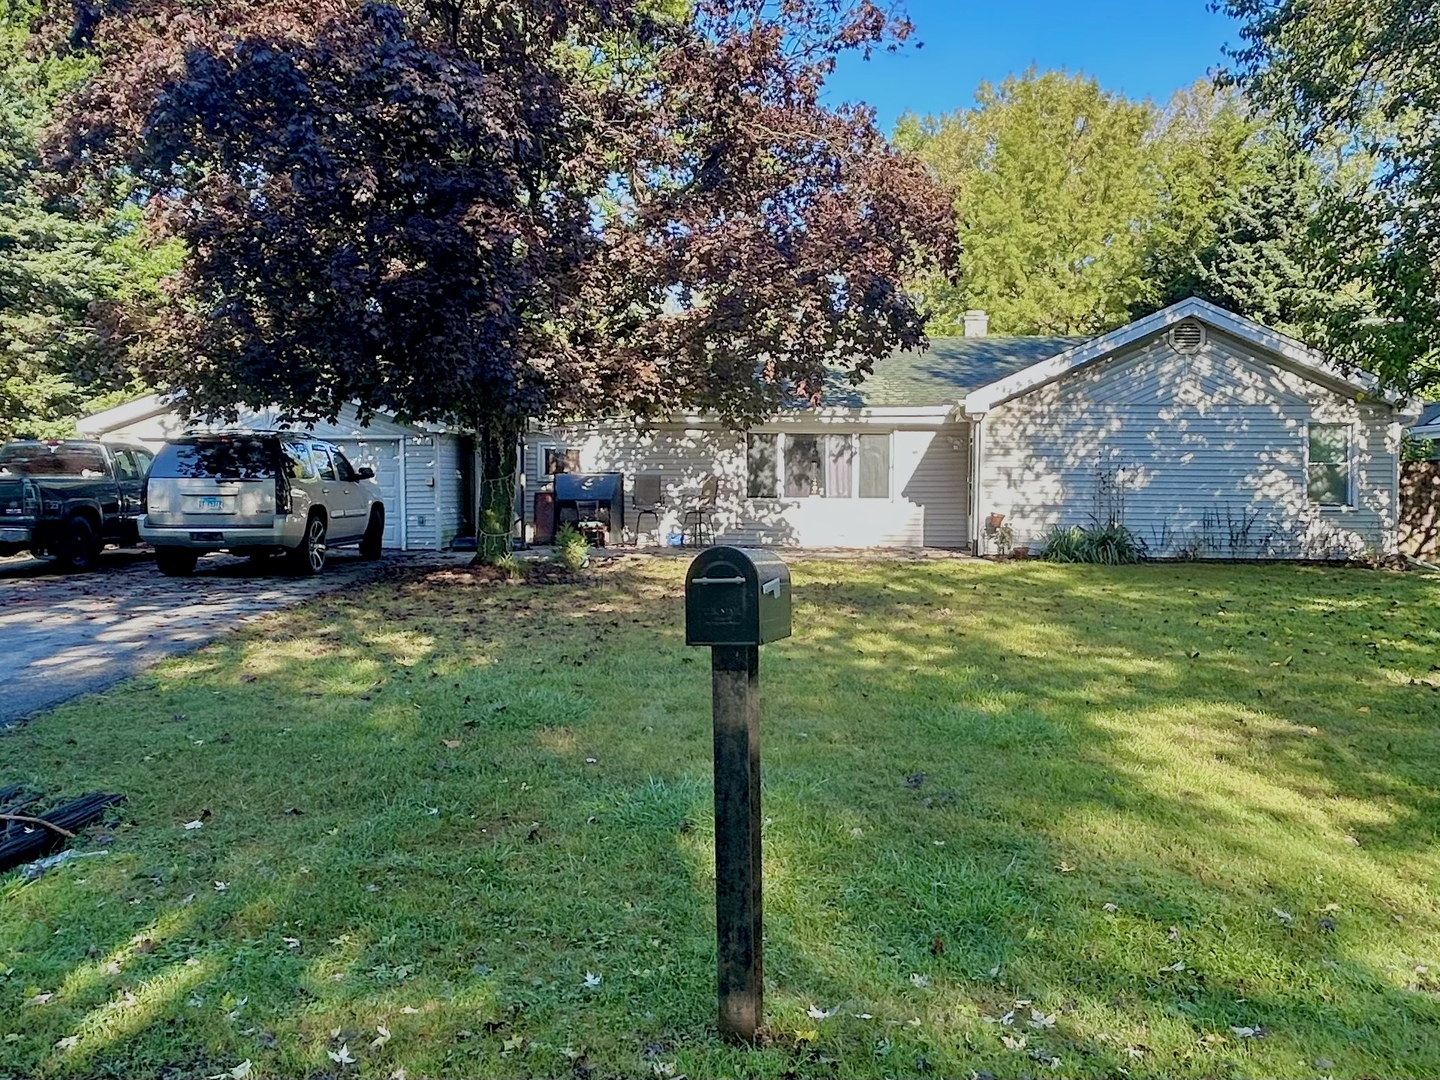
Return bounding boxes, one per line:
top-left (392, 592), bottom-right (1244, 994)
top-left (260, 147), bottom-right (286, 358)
top-left (962, 309), bottom-right (989, 338)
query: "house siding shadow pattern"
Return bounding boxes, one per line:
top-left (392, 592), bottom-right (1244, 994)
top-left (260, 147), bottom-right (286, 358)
top-left (524, 421), bottom-right (971, 549)
top-left (980, 327), bottom-right (1404, 560)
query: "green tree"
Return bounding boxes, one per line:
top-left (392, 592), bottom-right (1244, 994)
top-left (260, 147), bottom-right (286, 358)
top-left (0, 0), bottom-right (174, 439)
top-left (1142, 82), bottom-right (1322, 333)
top-left (1221, 0), bottom-right (1440, 395)
top-left (49, 0), bottom-right (954, 560)
top-left (896, 69), bottom-right (1158, 336)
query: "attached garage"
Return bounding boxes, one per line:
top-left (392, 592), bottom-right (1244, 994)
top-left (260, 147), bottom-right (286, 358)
top-left (77, 396), bottom-right (475, 551)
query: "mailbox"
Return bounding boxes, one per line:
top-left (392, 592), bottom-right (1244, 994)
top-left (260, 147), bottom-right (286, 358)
top-left (685, 547), bottom-right (791, 646)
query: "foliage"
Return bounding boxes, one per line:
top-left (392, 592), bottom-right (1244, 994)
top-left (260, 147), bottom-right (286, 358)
top-left (2, 559), bottom-right (1438, 1077)
top-left (1140, 84), bottom-right (1323, 334)
top-left (44, 0), bottom-right (956, 434)
top-left (1220, 0), bottom-right (1440, 397)
top-left (895, 70), bottom-right (1157, 336)
top-left (1040, 522), bottom-right (1144, 565)
top-left (0, 0), bottom-right (165, 438)
top-left (1402, 434), bottom-right (1437, 463)
top-left (899, 72), bottom-right (1339, 342)
top-left (551, 522), bottom-right (589, 571)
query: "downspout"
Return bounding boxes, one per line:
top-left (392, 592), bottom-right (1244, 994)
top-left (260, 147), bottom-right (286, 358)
top-left (970, 416), bottom-right (986, 556)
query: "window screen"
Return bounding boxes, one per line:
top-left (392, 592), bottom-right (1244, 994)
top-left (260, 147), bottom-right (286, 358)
top-left (826, 435), bottom-right (854, 499)
top-left (859, 434), bottom-right (890, 498)
top-left (784, 435), bottom-right (824, 497)
top-left (545, 448), bottom-right (580, 475)
top-left (1307, 424), bottom-right (1350, 505)
top-left (746, 434), bottom-right (778, 498)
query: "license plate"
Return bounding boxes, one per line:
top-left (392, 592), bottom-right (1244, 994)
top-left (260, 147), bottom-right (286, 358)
top-left (189, 531), bottom-right (223, 542)
top-left (197, 496), bottom-right (224, 512)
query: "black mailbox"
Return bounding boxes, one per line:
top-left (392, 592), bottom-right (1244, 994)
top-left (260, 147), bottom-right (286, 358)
top-left (685, 547), bottom-right (791, 646)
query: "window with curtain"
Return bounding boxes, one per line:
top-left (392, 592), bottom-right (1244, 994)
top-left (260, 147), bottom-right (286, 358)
top-left (747, 434), bottom-right (778, 498)
top-left (745, 432), bottom-right (891, 499)
top-left (785, 434), bottom-right (824, 496)
top-left (1307, 424), bottom-right (1351, 505)
top-left (859, 433), bottom-right (890, 498)
top-left (826, 435), bottom-right (854, 498)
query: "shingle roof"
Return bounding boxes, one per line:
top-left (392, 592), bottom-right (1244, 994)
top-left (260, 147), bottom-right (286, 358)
top-left (820, 335), bottom-right (1082, 408)
top-left (1418, 401), bottom-right (1440, 427)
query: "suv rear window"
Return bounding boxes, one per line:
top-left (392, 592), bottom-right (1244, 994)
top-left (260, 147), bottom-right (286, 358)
top-left (151, 437), bottom-right (278, 480)
top-left (0, 444), bottom-right (108, 478)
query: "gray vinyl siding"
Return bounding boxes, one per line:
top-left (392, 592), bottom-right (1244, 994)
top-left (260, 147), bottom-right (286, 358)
top-left (404, 436), bottom-right (440, 551)
top-left (979, 329), bottom-right (1404, 559)
top-left (436, 435), bottom-right (465, 547)
top-left (526, 418), bottom-right (970, 548)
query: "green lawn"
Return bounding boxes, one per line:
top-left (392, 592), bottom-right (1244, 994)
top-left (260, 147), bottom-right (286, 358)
top-left (2, 557), bottom-right (1439, 1079)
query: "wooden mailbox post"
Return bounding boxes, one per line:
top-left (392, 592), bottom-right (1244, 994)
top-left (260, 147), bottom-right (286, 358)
top-left (685, 547), bottom-right (792, 1042)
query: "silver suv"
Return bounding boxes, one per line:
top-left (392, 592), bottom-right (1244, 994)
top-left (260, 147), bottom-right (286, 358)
top-left (140, 433), bottom-right (385, 576)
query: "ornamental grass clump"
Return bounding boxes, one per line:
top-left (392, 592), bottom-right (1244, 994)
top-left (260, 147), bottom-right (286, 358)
top-left (1041, 522), bottom-right (1144, 564)
top-left (553, 523), bottom-right (589, 572)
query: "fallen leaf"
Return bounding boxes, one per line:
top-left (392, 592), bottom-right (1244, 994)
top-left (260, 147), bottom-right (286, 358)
top-left (283, 938), bottom-right (300, 950)
top-left (399, 1006), bottom-right (421, 1015)
top-left (806, 1005), bottom-right (836, 1020)
top-left (583, 972), bottom-right (601, 989)
top-left (25, 993), bottom-right (54, 1006)
top-left (909, 973), bottom-right (930, 988)
top-left (230, 1061), bottom-right (253, 1079)
top-left (183, 820), bottom-right (204, 831)
top-left (214, 881), bottom-right (229, 892)
top-left (1102, 902), bottom-right (1118, 913)
top-left (327, 1044), bottom-right (356, 1064)
top-left (1273, 908), bottom-right (1294, 924)
top-left (370, 1025), bottom-right (391, 1050)
top-left (442, 740), bottom-right (461, 749)
top-left (1027, 1009), bottom-right (1056, 1030)
top-left (55, 1035), bottom-right (80, 1050)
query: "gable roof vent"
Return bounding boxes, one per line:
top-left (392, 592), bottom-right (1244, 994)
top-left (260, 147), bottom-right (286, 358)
top-left (1168, 319), bottom-right (1206, 354)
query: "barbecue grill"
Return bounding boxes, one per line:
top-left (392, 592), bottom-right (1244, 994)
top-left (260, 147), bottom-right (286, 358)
top-left (553, 472), bottom-right (625, 545)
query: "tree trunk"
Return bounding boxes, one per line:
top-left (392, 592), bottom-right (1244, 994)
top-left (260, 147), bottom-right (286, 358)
top-left (476, 419), bottom-right (520, 564)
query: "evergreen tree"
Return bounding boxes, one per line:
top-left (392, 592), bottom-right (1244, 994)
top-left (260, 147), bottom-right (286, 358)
top-left (0, 0), bottom-right (170, 438)
top-left (896, 70), bottom-right (1159, 337)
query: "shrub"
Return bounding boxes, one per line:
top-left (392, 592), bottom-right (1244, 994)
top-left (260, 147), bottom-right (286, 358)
top-left (553, 523), bottom-right (589, 571)
top-left (492, 551), bottom-right (523, 581)
top-left (1040, 523), bottom-right (1143, 565)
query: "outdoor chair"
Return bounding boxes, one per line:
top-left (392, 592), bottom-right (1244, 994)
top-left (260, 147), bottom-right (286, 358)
top-left (633, 472), bottom-right (666, 544)
top-left (682, 474), bottom-right (719, 547)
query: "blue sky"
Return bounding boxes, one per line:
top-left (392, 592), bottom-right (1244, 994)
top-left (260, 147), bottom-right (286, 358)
top-left (824, 0), bottom-right (1240, 132)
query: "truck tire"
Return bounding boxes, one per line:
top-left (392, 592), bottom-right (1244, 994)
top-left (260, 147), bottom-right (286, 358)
top-left (56, 514), bottom-right (102, 572)
top-left (287, 512), bottom-right (327, 575)
top-left (359, 506), bottom-right (384, 560)
top-left (155, 547), bottom-right (198, 577)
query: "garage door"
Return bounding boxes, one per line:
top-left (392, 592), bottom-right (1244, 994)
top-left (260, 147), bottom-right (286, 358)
top-left (334, 438), bottom-right (402, 548)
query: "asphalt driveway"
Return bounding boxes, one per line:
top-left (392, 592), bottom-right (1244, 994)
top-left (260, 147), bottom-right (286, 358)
top-left (0, 549), bottom-right (465, 727)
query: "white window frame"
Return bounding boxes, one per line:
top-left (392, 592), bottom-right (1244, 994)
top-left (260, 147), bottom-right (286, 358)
top-left (1305, 422), bottom-right (1354, 508)
top-left (746, 430), bottom-right (893, 502)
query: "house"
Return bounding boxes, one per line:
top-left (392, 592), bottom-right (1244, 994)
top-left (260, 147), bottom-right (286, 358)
top-left (76, 395), bottom-right (475, 550)
top-left (528, 298), bottom-right (1421, 559)
top-left (1409, 402), bottom-right (1440, 452)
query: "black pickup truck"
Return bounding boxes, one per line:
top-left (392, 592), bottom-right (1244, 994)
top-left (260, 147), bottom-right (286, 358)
top-left (0, 440), bottom-right (154, 571)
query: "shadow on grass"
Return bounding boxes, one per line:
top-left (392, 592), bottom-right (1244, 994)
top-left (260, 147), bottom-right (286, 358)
top-left (2, 559), bottom-right (1438, 1077)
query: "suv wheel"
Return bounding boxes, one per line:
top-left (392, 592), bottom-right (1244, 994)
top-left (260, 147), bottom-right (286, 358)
top-left (359, 507), bottom-right (384, 560)
top-left (56, 514), bottom-right (102, 572)
top-left (155, 547), bottom-right (198, 577)
top-left (289, 513), bottom-right (327, 575)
